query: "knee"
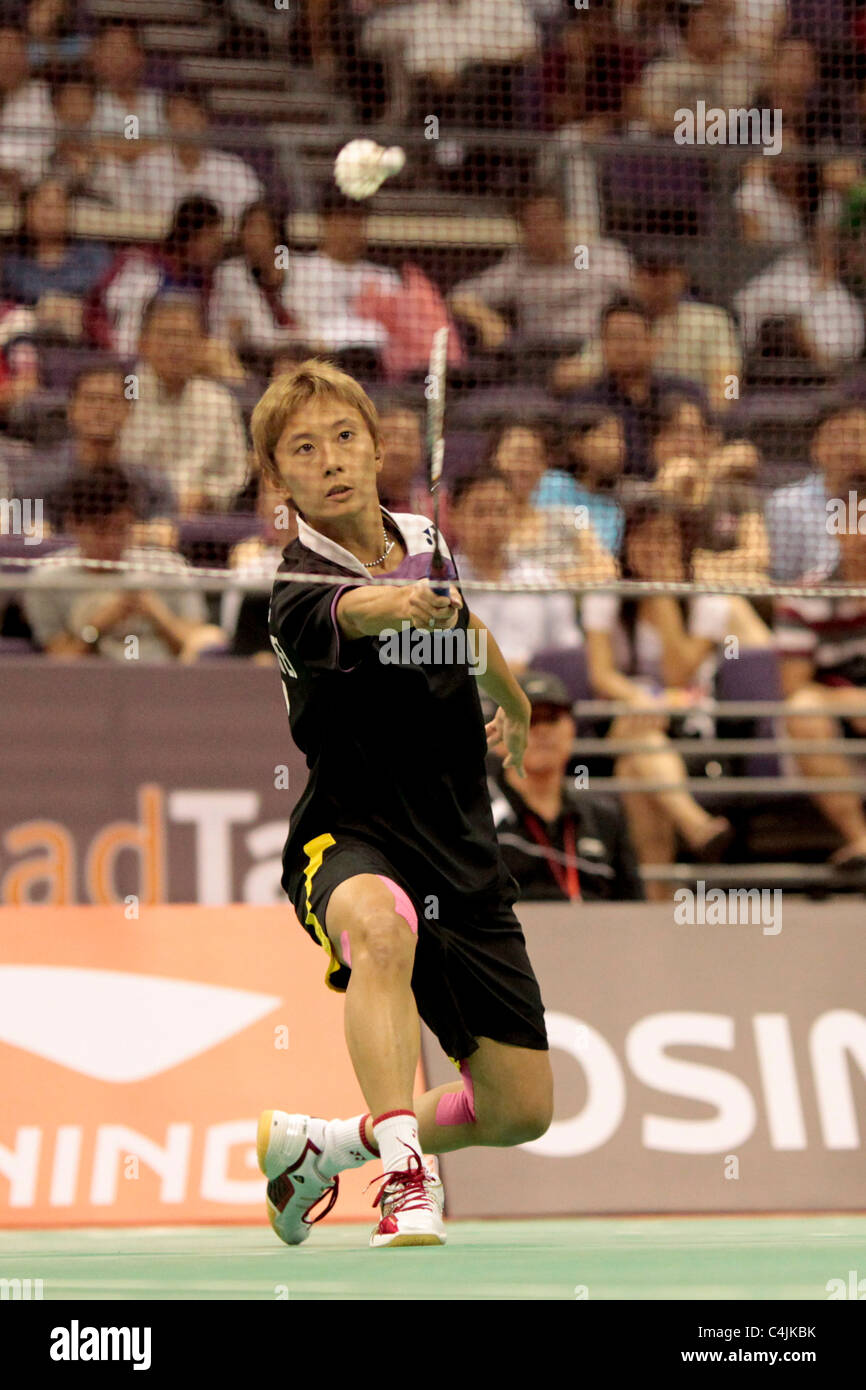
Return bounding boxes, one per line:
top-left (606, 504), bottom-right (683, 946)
top-left (785, 686), bottom-right (832, 735)
top-left (492, 1102), bottom-right (554, 1146)
top-left (481, 1085), bottom-right (555, 1146)
top-left (350, 909), bottom-right (416, 973)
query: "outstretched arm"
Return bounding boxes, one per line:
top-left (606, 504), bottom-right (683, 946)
top-left (468, 611), bottom-right (531, 776)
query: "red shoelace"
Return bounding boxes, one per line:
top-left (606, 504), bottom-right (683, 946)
top-left (367, 1142), bottom-right (433, 1215)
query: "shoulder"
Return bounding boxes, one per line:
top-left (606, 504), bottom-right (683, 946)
top-left (676, 299), bottom-right (735, 329)
top-left (212, 257), bottom-right (251, 291)
top-left (25, 545), bottom-right (80, 583)
top-left (125, 546), bottom-right (190, 574)
top-left (187, 376), bottom-right (239, 407)
top-left (766, 473), bottom-right (824, 508)
top-left (388, 509), bottom-right (450, 560)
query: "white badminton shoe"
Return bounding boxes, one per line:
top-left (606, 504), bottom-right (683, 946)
top-left (257, 1110), bottom-right (340, 1246)
top-left (368, 1142), bottom-right (446, 1247)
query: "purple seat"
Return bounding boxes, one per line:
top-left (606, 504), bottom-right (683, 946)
top-left (450, 385), bottom-right (561, 431)
top-left (527, 645), bottom-right (590, 706)
top-left (715, 647), bottom-right (783, 778)
top-left (443, 430), bottom-right (485, 478)
top-left (178, 515), bottom-right (261, 549)
top-left (40, 346), bottom-right (131, 394)
top-left (601, 148), bottom-right (709, 236)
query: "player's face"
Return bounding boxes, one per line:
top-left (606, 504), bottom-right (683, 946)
top-left (273, 398), bottom-right (380, 520)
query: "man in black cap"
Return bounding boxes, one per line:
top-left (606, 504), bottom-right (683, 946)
top-left (488, 669), bottom-right (644, 901)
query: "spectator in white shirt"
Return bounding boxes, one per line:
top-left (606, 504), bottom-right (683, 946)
top-left (639, 0), bottom-right (763, 134)
top-left (88, 23), bottom-right (165, 163)
top-left (735, 132), bottom-right (814, 247)
top-left (448, 189), bottom-right (633, 350)
top-left (132, 90), bottom-right (263, 235)
top-left (286, 187), bottom-right (402, 356)
top-left (450, 469), bottom-right (582, 673)
top-left (120, 294), bottom-right (249, 515)
top-left (211, 201), bottom-right (304, 355)
top-left (361, 0), bottom-right (538, 84)
top-left (733, 229), bottom-right (865, 367)
top-left (0, 24), bottom-right (55, 191)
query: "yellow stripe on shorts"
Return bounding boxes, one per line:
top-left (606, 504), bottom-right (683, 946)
top-left (301, 831), bottom-right (347, 991)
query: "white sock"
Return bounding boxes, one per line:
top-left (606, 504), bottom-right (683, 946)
top-left (373, 1109), bottom-right (422, 1175)
top-left (318, 1114), bottom-right (377, 1178)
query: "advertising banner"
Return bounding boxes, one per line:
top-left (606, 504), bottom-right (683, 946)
top-left (0, 904), bottom-right (424, 1227)
top-left (426, 902), bottom-right (866, 1215)
top-left (0, 664), bottom-right (305, 907)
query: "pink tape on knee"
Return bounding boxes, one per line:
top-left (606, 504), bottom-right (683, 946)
top-left (376, 875), bottom-right (418, 934)
top-left (435, 1059), bottom-right (476, 1126)
top-left (339, 877), bottom-right (417, 970)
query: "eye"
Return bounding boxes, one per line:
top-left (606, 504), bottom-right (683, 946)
top-left (295, 442), bottom-right (313, 454)
top-left (339, 429), bottom-right (354, 441)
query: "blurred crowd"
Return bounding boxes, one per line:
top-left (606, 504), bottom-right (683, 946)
top-left (1, 0), bottom-right (866, 897)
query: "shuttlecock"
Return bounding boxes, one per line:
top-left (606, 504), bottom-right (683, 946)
top-left (334, 139), bottom-right (405, 200)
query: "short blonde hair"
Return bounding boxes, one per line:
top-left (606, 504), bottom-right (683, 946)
top-left (250, 358), bottom-right (382, 500)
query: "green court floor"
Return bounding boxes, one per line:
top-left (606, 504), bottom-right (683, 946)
top-left (2, 1216), bottom-right (864, 1300)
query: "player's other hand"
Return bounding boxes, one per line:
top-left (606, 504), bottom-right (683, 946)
top-left (405, 579), bottom-right (462, 631)
top-left (485, 704), bottom-right (530, 778)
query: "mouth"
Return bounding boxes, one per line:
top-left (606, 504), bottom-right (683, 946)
top-left (326, 485), bottom-right (353, 500)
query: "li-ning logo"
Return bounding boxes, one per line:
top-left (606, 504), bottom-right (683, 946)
top-left (0, 966), bottom-right (280, 1081)
top-left (50, 1322), bottom-right (152, 1371)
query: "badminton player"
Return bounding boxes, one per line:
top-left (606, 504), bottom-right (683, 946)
top-left (251, 360), bottom-right (552, 1247)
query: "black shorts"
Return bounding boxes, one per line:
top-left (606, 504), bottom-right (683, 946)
top-left (286, 832), bottom-right (548, 1065)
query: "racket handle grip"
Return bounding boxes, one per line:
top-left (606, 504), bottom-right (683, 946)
top-left (429, 579), bottom-right (451, 599)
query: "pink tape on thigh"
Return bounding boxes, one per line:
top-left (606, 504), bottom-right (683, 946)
top-left (435, 1059), bottom-right (476, 1126)
top-left (376, 875), bottom-right (418, 933)
top-left (339, 876), bottom-right (418, 970)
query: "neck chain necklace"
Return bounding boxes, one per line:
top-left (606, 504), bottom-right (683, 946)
top-left (362, 524), bottom-right (396, 569)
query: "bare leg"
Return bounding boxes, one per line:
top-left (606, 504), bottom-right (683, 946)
top-left (786, 686), bottom-right (866, 859)
top-left (725, 596), bottom-right (772, 647)
top-left (620, 787), bottom-right (676, 901)
top-left (359, 1036), bottom-right (554, 1154)
top-left (326, 874), bottom-right (419, 1119)
top-left (613, 729), bottom-right (728, 850)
